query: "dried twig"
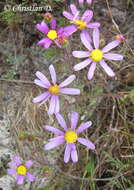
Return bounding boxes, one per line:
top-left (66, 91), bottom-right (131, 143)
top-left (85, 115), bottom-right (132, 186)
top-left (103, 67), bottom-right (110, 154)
top-left (0, 79), bottom-right (34, 84)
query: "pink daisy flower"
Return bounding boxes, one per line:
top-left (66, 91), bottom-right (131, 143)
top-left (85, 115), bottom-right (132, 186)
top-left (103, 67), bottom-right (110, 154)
top-left (36, 18), bottom-right (74, 49)
top-left (33, 65), bottom-right (80, 115)
top-left (63, 4), bottom-right (100, 35)
top-left (72, 29), bottom-right (123, 80)
top-left (78, 0), bottom-right (92, 5)
top-left (7, 156), bottom-right (35, 185)
top-left (44, 112), bottom-right (95, 163)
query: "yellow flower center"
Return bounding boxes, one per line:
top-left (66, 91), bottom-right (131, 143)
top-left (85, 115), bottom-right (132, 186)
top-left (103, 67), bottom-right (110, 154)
top-left (74, 19), bottom-right (87, 30)
top-left (48, 84), bottom-right (60, 94)
top-left (65, 130), bottom-right (78, 143)
top-left (17, 165), bottom-right (27, 176)
top-left (47, 30), bottom-right (58, 40)
top-left (90, 49), bottom-right (103, 62)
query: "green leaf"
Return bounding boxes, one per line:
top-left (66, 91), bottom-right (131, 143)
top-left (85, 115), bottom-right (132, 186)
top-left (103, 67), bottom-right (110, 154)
top-left (85, 159), bottom-right (95, 175)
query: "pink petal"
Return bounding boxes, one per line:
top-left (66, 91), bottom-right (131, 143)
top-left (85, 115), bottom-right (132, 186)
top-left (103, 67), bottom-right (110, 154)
top-left (54, 39), bottom-right (62, 48)
top-left (72, 51), bottom-right (90, 58)
top-left (77, 137), bottom-right (95, 150)
top-left (43, 38), bottom-right (52, 49)
top-left (49, 65), bottom-right (57, 84)
top-left (55, 113), bottom-right (68, 131)
top-left (64, 25), bottom-right (77, 36)
top-left (73, 58), bottom-right (92, 71)
top-left (25, 160), bottom-right (33, 168)
top-left (102, 40), bottom-right (120, 53)
top-left (34, 79), bottom-right (48, 88)
top-left (60, 88), bottom-right (80, 95)
top-left (70, 4), bottom-right (78, 16)
top-left (8, 161), bottom-right (17, 168)
top-left (35, 71), bottom-right (51, 87)
top-left (48, 95), bottom-right (56, 115)
top-left (87, 0), bottom-right (92, 4)
top-left (87, 62), bottom-right (96, 80)
top-left (7, 168), bottom-right (16, 175)
top-left (86, 22), bottom-right (100, 28)
top-left (79, 0), bottom-right (84, 4)
top-left (71, 144), bottom-right (78, 163)
top-left (16, 175), bottom-right (25, 185)
top-left (44, 136), bottom-right (65, 150)
top-left (32, 92), bottom-right (50, 103)
top-left (37, 38), bottom-right (49, 46)
top-left (76, 121), bottom-right (92, 134)
top-left (43, 125), bottom-right (64, 135)
top-left (49, 136), bottom-right (64, 142)
top-left (80, 31), bottom-right (93, 51)
top-left (12, 156), bottom-right (22, 166)
top-left (103, 53), bottom-right (123, 60)
top-left (93, 28), bottom-right (100, 49)
top-left (82, 10), bottom-right (93, 22)
top-left (59, 75), bottom-right (76, 88)
top-left (99, 60), bottom-right (115, 77)
top-left (64, 144), bottom-right (72, 163)
top-left (63, 11), bottom-right (73, 20)
top-left (38, 93), bottom-right (51, 107)
top-left (51, 18), bottom-right (56, 29)
top-left (57, 27), bottom-right (64, 35)
top-left (36, 21), bottom-right (49, 34)
top-left (26, 172), bottom-right (35, 182)
top-left (54, 95), bottom-right (60, 114)
top-left (70, 112), bottom-right (79, 130)
top-left (82, 29), bottom-right (92, 42)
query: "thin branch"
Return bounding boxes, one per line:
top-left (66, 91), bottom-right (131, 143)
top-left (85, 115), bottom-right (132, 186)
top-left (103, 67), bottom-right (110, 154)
top-left (0, 79), bottom-right (34, 84)
top-left (56, 167), bottom-right (127, 182)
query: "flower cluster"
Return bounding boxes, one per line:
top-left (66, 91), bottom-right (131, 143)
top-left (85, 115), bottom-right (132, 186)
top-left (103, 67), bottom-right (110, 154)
top-left (35, 3), bottom-right (123, 81)
top-left (7, 0), bottom-right (124, 186)
top-left (31, 0), bottom-right (124, 166)
top-left (33, 2), bottom-right (123, 167)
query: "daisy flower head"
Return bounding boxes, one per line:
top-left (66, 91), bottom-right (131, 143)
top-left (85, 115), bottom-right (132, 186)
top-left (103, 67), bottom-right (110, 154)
top-left (36, 18), bottom-right (73, 49)
top-left (72, 28), bottom-right (123, 80)
top-left (44, 112), bottom-right (95, 163)
top-left (63, 4), bottom-right (100, 36)
top-left (7, 156), bottom-right (35, 185)
top-left (78, 0), bottom-right (93, 5)
top-left (33, 65), bottom-right (80, 115)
